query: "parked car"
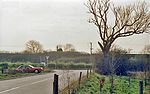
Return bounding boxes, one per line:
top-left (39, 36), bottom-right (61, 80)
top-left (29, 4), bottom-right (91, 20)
top-left (15, 65), bottom-right (43, 73)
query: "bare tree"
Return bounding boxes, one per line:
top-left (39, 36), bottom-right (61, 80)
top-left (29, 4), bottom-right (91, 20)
top-left (63, 44), bottom-right (76, 52)
top-left (142, 44), bottom-right (150, 54)
top-left (25, 40), bottom-right (43, 53)
top-left (56, 44), bottom-right (63, 52)
top-left (86, 0), bottom-right (150, 71)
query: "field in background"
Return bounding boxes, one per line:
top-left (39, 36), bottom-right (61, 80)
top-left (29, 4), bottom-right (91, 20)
top-left (0, 61), bottom-right (92, 70)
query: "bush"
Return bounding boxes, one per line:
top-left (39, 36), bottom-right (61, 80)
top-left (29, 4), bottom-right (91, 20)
top-left (47, 62), bottom-right (92, 70)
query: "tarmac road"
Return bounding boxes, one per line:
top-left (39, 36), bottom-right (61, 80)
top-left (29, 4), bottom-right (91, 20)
top-left (0, 70), bottom-right (87, 94)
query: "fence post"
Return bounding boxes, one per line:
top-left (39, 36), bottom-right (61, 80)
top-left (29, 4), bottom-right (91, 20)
top-left (87, 69), bottom-right (89, 78)
top-left (1, 68), bottom-right (4, 74)
top-left (78, 72), bottom-right (82, 88)
top-left (90, 69), bottom-right (92, 74)
top-left (139, 80), bottom-right (143, 94)
top-left (53, 74), bottom-right (59, 94)
top-left (71, 89), bottom-right (76, 94)
top-left (128, 76), bottom-right (131, 87)
top-left (67, 76), bottom-right (70, 94)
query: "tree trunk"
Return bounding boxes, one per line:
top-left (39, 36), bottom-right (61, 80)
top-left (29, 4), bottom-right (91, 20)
top-left (101, 51), bottom-right (111, 75)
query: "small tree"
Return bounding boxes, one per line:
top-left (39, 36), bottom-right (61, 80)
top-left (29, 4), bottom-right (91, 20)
top-left (63, 44), bottom-right (76, 52)
top-left (86, 0), bottom-right (150, 74)
top-left (25, 40), bottom-right (43, 53)
top-left (56, 45), bottom-right (63, 52)
top-left (142, 44), bottom-right (150, 54)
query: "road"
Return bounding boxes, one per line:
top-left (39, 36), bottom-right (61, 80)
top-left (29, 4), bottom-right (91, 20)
top-left (0, 70), bottom-right (87, 94)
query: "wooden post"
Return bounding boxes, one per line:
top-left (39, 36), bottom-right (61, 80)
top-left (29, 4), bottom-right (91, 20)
top-left (87, 69), bottom-right (89, 78)
top-left (90, 69), bottom-right (92, 74)
top-left (128, 76), bottom-right (131, 87)
top-left (139, 80), bottom-right (143, 94)
top-left (1, 68), bottom-right (4, 74)
top-left (78, 72), bottom-right (82, 88)
top-left (110, 76), bottom-right (114, 94)
top-left (53, 74), bottom-right (59, 94)
top-left (99, 78), bottom-right (105, 94)
top-left (100, 87), bottom-right (102, 94)
top-left (67, 76), bottom-right (70, 94)
top-left (100, 81), bottom-right (103, 94)
top-left (71, 89), bottom-right (76, 94)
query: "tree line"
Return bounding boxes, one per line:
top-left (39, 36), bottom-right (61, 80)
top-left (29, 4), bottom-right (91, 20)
top-left (23, 40), bottom-right (76, 53)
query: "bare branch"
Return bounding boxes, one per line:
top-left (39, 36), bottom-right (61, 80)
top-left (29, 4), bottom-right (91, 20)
top-left (86, 0), bottom-right (150, 54)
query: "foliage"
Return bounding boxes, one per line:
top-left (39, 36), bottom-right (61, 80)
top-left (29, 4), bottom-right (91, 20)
top-left (86, 0), bottom-right (150, 76)
top-left (0, 62), bottom-right (44, 70)
top-left (56, 43), bottom-right (76, 52)
top-left (25, 40), bottom-right (43, 53)
top-left (0, 62), bottom-right (92, 70)
top-left (0, 52), bottom-right (90, 63)
top-left (47, 62), bottom-right (92, 69)
top-left (76, 73), bottom-right (148, 94)
top-left (97, 45), bottom-right (129, 75)
top-left (142, 44), bottom-right (150, 54)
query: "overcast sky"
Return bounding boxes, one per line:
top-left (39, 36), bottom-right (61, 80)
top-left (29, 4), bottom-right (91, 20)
top-left (0, 0), bottom-right (150, 53)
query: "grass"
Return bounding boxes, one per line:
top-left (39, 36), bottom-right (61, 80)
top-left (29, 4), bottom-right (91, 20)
top-left (0, 68), bottom-right (53, 80)
top-left (0, 62), bottom-right (53, 80)
top-left (0, 61), bottom-right (91, 81)
top-left (76, 73), bottom-right (149, 94)
top-left (0, 73), bottom-right (36, 80)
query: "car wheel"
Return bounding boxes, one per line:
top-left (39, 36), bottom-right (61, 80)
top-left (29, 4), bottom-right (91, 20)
top-left (34, 70), bottom-right (39, 73)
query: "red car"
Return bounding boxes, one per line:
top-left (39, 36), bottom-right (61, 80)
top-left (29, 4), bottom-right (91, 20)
top-left (15, 65), bottom-right (43, 73)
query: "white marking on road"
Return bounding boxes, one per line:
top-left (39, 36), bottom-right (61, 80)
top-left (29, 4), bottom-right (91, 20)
top-left (0, 87), bottom-right (20, 94)
top-left (0, 78), bottom-right (49, 94)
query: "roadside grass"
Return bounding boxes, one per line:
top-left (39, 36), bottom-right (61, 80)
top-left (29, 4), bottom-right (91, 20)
top-left (0, 62), bottom-right (53, 80)
top-left (76, 73), bottom-right (149, 94)
top-left (0, 68), bottom-right (53, 80)
top-left (0, 73), bottom-right (36, 80)
top-left (0, 61), bottom-right (91, 81)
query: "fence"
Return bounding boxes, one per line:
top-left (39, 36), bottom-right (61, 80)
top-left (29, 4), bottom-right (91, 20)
top-left (53, 69), bottom-right (92, 94)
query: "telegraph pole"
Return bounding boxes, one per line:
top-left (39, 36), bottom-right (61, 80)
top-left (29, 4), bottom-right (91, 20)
top-left (90, 42), bottom-right (94, 72)
top-left (90, 42), bottom-right (93, 55)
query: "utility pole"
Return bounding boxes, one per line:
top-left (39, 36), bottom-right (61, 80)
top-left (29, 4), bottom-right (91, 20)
top-left (46, 56), bottom-right (49, 66)
top-left (90, 42), bottom-right (94, 72)
top-left (90, 42), bottom-right (93, 55)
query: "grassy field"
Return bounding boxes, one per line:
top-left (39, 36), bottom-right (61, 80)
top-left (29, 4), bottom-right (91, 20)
top-left (76, 73), bottom-right (149, 94)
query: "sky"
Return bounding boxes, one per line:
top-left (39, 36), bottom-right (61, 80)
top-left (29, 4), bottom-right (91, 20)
top-left (0, 0), bottom-right (150, 53)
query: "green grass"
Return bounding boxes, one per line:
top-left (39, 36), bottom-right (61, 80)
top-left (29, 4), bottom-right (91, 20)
top-left (0, 73), bottom-right (36, 80)
top-left (47, 61), bottom-right (92, 69)
top-left (76, 73), bottom-right (149, 94)
top-left (0, 69), bottom-right (53, 80)
top-left (0, 62), bottom-right (53, 80)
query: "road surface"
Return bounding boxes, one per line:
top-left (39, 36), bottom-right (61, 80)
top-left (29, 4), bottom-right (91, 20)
top-left (0, 70), bottom-right (87, 94)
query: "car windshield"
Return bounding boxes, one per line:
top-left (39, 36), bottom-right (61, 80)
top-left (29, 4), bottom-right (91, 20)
top-left (28, 65), bottom-right (34, 68)
top-left (17, 66), bottom-right (24, 69)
